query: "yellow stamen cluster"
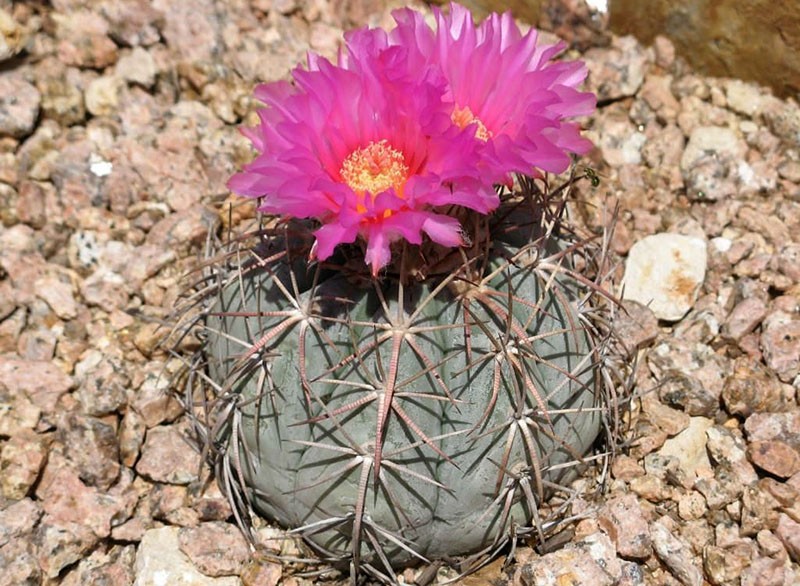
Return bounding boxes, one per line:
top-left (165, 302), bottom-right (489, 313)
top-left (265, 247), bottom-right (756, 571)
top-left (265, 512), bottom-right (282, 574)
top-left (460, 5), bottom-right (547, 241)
top-left (451, 105), bottom-right (492, 142)
top-left (340, 140), bottom-right (409, 197)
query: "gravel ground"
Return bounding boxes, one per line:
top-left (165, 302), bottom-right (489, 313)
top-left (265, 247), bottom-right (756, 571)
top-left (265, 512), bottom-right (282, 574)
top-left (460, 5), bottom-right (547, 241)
top-left (0, 1), bottom-right (799, 585)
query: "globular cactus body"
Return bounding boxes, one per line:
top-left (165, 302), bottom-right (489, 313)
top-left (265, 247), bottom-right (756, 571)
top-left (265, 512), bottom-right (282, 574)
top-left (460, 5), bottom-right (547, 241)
top-left (204, 204), bottom-right (607, 573)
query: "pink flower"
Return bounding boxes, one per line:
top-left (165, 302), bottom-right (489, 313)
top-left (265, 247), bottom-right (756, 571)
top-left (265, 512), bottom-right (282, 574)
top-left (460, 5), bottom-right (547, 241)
top-left (354, 2), bottom-right (596, 183)
top-left (228, 42), bottom-right (498, 275)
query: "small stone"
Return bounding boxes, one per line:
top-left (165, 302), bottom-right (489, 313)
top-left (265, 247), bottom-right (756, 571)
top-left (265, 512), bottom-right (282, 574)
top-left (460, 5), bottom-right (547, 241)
top-left (762, 96), bottom-right (800, 146)
top-left (650, 521), bottom-right (703, 586)
top-left (58, 413), bottom-right (121, 490)
top-left (111, 515), bottom-right (150, 543)
top-left (745, 412), bottom-right (800, 449)
top-left (617, 561), bottom-right (645, 586)
top-left (0, 431), bottom-right (48, 500)
top-left (680, 125), bottom-right (745, 200)
top-left (630, 418), bottom-right (668, 458)
top-left (703, 543), bottom-right (754, 586)
top-left (53, 11), bottom-right (118, 69)
top-left (133, 321), bottom-right (169, 357)
top-left (80, 268), bottom-right (130, 311)
top-left (641, 123), bottom-right (685, 176)
top-left (136, 425), bottom-right (200, 485)
top-left (0, 538), bottom-right (42, 585)
top-left (178, 522), bottom-right (250, 577)
top-left (614, 301), bottom-right (659, 356)
top-left (778, 160), bottom-right (800, 183)
top-left (724, 80), bottom-right (764, 118)
top-left (134, 526), bottom-right (241, 586)
top-left (0, 278), bottom-right (16, 321)
top-left (695, 472), bottom-right (742, 512)
top-left (119, 409), bottom-right (146, 468)
top-left (38, 73), bottom-right (86, 126)
top-left (640, 75), bottom-right (680, 120)
top-left (0, 73), bottom-right (41, 139)
top-left (146, 205), bottom-right (220, 252)
top-left (100, 0), bottom-right (163, 47)
top-left (85, 75), bottom-right (122, 118)
top-left (0, 380), bottom-right (41, 436)
top-left (623, 233), bottom-right (707, 322)
top-left (748, 441), bottom-right (800, 479)
top-left (775, 514), bottom-right (800, 562)
top-left (670, 518), bottom-right (714, 553)
top-left (629, 473), bottom-right (671, 502)
top-left (35, 274), bottom-right (79, 320)
top-left (17, 328), bottom-right (56, 362)
top-left (149, 483), bottom-right (195, 526)
top-left (514, 545), bottom-right (614, 586)
top-left (722, 357), bottom-right (793, 417)
top-left (0, 182), bottom-right (18, 226)
top-left (741, 485), bottom-right (781, 536)
top-left (152, 0), bottom-right (221, 64)
top-left (642, 394), bottom-right (690, 437)
top-left (37, 465), bottom-right (128, 540)
top-left (16, 181), bottom-right (49, 229)
top-left (756, 528), bottom-right (786, 557)
top-left (36, 521), bottom-right (98, 579)
top-left (130, 361), bottom-right (183, 427)
top-left (61, 544), bottom-right (136, 586)
top-left (0, 9), bottom-right (29, 62)
top-left (116, 47), bottom-right (157, 87)
top-left (741, 557), bottom-right (788, 586)
top-left (598, 493), bottom-right (652, 560)
top-left (611, 455), bottom-right (645, 481)
top-left (192, 482), bottom-right (233, 523)
top-left (574, 532), bottom-right (623, 582)
top-left (653, 35), bottom-right (675, 69)
top-left (68, 230), bottom-right (102, 272)
top-left (777, 243), bottom-right (800, 281)
top-left (241, 557), bottom-right (282, 586)
top-left (722, 297), bottom-right (767, 341)
top-left (230, 21), bottom-right (309, 84)
top-left (122, 245), bottom-right (176, 291)
top-left (737, 206), bottom-right (791, 248)
top-left (706, 425), bottom-right (759, 486)
top-left (681, 126), bottom-right (745, 172)
top-left (0, 498), bottom-right (42, 547)
top-left (658, 417), bottom-right (714, 481)
top-left (649, 342), bottom-right (728, 416)
top-left (677, 491), bottom-right (707, 521)
top-left (672, 304), bottom-right (723, 345)
top-left (585, 35), bottom-right (648, 101)
top-left (74, 352), bottom-right (129, 417)
top-left (0, 356), bottom-right (73, 415)
top-left (761, 318), bottom-right (800, 383)
top-left (598, 116), bottom-right (647, 167)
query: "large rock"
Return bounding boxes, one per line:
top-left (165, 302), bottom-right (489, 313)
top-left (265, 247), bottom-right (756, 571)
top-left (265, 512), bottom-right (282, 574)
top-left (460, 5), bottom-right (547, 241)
top-left (623, 233), bottom-right (707, 322)
top-left (609, 0), bottom-right (800, 98)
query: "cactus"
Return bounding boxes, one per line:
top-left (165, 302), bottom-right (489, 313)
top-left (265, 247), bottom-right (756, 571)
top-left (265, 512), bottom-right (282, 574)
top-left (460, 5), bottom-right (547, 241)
top-left (178, 175), bottom-right (622, 581)
top-left (175, 3), bottom-right (626, 582)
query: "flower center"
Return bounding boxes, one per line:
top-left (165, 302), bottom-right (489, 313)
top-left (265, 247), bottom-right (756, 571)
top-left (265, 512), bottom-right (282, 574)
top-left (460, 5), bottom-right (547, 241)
top-left (451, 105), bottom-right (492, 142)
top-left (340, 140), bottom-right (409, 196)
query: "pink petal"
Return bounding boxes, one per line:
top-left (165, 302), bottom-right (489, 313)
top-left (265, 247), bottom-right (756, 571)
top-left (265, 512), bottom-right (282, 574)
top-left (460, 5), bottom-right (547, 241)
top-left (313, 222), bottom-right (360, 261)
